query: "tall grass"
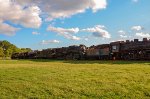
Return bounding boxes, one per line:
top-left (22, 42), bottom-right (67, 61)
top-left (0, 60), bottom-right (150, 98)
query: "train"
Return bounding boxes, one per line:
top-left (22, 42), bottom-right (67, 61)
top-left (11, 38), bottom-right (150, 60)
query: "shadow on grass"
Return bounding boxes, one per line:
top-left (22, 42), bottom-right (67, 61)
top-left (63, 60), bottom-right (150, 65)
top-left (16, 59), bottom-right (150, 65)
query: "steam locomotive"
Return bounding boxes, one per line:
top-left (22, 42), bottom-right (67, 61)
top-left (11, 38), bottom-right (150, 60)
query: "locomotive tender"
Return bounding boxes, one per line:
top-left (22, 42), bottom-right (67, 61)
top-left (11, 38), bottom-right (150, 60)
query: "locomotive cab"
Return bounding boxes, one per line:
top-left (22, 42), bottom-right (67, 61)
top-left (110, 41), bottom-right (124, 60)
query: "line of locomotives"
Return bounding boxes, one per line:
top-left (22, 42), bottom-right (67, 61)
top-left (11, 38), bottom-right (150, 60)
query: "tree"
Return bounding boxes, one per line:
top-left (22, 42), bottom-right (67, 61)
top-left (21, 48), bottom-right (32, 53)
top-left (0, 47), bottom-right (4, 58)
top-left (0, 40), bottom-right (31, 58)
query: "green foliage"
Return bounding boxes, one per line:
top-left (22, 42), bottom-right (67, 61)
top-left (0, 40), bottom-right (32, 58)
top-left (0, 47), bottom-right (4, 57)
top-left (0, 40), bottom-right (19, 57)
top-left (20, 48), bottom-right (32, 53)
top-left (0, 60), bottom-right (150, 98)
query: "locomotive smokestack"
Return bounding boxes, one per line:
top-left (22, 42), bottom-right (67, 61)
top-left (143, 38), bottom-right (147, 42)
top-left (126, 40), bottom-right (130, 43)
top-left (134, 39), bottom-right (139, 43)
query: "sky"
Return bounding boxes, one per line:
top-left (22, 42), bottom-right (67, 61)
top-left (0, 0), bottom-right (150, 50)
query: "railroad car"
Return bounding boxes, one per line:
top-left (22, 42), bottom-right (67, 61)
top-left (11, 38), bottom-right (150, 60)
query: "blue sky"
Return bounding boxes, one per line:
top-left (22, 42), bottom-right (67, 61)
top-left (0, 0), bottom-right (150, 50)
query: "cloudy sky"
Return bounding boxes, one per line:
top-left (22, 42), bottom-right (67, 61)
top-left (0, 0), bottom-right (150, 49)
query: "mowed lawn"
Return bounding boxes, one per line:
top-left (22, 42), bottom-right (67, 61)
top-left (0, 60), bottom-right (150, 99)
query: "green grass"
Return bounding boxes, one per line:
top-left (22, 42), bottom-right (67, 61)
top-left (0, 60), bottom-right (150, 99)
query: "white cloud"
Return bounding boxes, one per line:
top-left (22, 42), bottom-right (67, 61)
top-left (131, 26), bottom-right (143, 31)
top-left (32, 32), bottom-right (40, 35)
top-left (118, 30), bottom-right (126, 35)
top-left (47, 26), bottom-right (80, 40)
top-left (47, 25), bottom-right (110, 40)
top-left (0, 0), bottom-right (42, 35)
top-left (84, 38), bottom-right (89, 41)
top-left (82, 25), bottom-right (111, 38)
top-left (71, 36), bottom-right (81, 41)
top-left (118, 30), bottom-right (128, 38)
top-left (41, 40), bottom-right (60, 45)
top-left (136, 32), bottom-right (150, 38)
top-left (47, 26), bottom-right (79, 34)
top-left (90, 0), bottom-right (107, 12)
top-left (0, 22), bottom-right (19, 36)
top-left (15, 0), bottom-right (107, 21)
top-left (120, 35), bottom-right (127, 38)
top-left (0, 0), bottom-right (42, 28)
top-left (0, 0), bottom-right (107, 35)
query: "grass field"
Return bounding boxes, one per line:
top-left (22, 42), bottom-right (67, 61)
top-left (0, 60), bottom-right (150, 99)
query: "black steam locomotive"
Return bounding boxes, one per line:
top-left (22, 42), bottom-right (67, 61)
top-left (11, 38), bottom-right (150, 60)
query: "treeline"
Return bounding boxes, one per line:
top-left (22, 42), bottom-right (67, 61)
top-left (0, 40), bottom-right (32, 58)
